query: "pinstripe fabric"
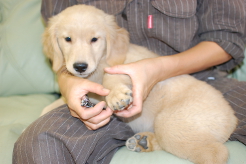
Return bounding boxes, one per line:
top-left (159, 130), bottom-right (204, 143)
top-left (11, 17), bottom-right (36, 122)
top-left (204, 70), bottom-right (246, 143)
top-left (13, 0), bottom-right (246, 163)
top-left (41, 0), bottom-right (246, 74)
top-left (13, 105), bottom-right (134, 164)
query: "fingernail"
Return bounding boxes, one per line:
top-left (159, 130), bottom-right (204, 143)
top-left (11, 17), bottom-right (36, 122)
top-left (103, 88), bottom-right (110, 93)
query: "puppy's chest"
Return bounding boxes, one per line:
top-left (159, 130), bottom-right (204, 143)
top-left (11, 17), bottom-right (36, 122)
top-left (86, 63), bottom-right (107, 103)
top-left (87, 64), bottom-right (106, 85)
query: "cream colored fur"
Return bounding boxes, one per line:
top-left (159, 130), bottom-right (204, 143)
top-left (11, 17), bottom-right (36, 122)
top-left (42, 5), bottom-right (237, 164)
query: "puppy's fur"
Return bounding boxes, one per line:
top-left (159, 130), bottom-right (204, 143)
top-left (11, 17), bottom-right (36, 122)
top-left (42, 5), bottom-right (237, 164)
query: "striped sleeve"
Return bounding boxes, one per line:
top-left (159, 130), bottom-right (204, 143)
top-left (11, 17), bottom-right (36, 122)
top-left (196, 0), bottom-right (246, 71)
top-left (41, 0), bottom-right (74, 23)
top-left (41, 0), bottom-right (127, 24)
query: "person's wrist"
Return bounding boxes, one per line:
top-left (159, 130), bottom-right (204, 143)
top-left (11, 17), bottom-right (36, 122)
top-left (154, 56), bottom-right (179, 81)
top-left (58, 73), bottom-right (80, 98)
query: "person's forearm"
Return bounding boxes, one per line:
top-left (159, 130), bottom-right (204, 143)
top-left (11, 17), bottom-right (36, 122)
top-left (157, 41), bottom-right (232, 81)
top-left (58, 72), bottom-right (71, 98)
top-left (57, 70), bottom-right (82, 98)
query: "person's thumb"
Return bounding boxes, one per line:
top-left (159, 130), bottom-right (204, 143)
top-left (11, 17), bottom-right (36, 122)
top-left (84, 80), bottom-right (110, 96)
top-left (104, 64), bottom-right (129, 74)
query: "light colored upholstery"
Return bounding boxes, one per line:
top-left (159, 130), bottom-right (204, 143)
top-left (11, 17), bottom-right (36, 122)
top-left (0, 94), bottom-right (58, 163)
top-left (0, 0), bottom-right (245, 164)
top-left (111, 142), bottom-right (246, 164)
top-left (0, 0), bottom-right (59, 96)
top-left (228, 49), bottom-right (246, 81)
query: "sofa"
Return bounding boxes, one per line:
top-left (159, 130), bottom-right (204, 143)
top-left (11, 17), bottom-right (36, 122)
top-left (1, 0), bottom-right (246, 163)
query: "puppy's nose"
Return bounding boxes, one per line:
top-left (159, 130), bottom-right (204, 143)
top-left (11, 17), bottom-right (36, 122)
top-left (73, 63), bottom-right (88, 73)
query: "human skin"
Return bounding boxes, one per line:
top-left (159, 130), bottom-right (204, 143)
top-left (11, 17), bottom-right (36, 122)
top-left (105, 41), bottom-right (232, 118)
top-left (58, 41), bottom-right (232, 130)
top-left (58, 75), bottom-right (112, 130)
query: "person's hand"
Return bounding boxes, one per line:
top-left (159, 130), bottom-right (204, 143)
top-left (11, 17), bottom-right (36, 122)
top-left (105, 57), bottom-right (166, 118)
top-left (58, 74), bottom-right (113, 130)
top-left (104, 42), bottom-right (232, 118)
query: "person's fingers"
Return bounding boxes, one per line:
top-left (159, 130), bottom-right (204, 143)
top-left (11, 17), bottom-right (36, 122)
top-left (104, 64), bottom-right (130, 74)
top-left (76, 101), bottom-right (107, 120)
top-left (68, 101), bottom-right (104, 120)
top-left (115, 81), bottom-right (144, 118)
top-left (83, 80), bottom-right (110, 96)
top-left (113, 82), bottom-right (143, 118)
top-left (67, 94), bottom-right (86, 115)
top-left (85, 107), bottom-right (113, 124)
top-left (70, 109), bottom-right (80, 118)
top-left (69, 102), bottom-right (113, 130)
top-left (83, 116), bottom-right (111, 130)
top-left (114, 104), bottom-right (142, 118)
top-left (105, 64), bottom-right (144, 118)
top-left (83, 107), bottom-right (113, 130)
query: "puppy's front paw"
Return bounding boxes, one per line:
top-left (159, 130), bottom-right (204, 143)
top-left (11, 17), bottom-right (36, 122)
top-left (106, 85), bottom-right (132, 111)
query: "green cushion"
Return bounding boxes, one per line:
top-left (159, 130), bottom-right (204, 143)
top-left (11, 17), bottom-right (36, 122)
top-left (228, 48), bottom-right (246, 81)
top-left (0, 94), bottom-right (58, 164)
top-left (0, 0), bottom-right (245, 164)
top-left (111, 141), bottom-right (246, 164)
top-left (0, 0), bottom-right (59, 96)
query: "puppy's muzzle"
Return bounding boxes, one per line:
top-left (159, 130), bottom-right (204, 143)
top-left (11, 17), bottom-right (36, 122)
top-left (73, 62), bottom-right (88, 73)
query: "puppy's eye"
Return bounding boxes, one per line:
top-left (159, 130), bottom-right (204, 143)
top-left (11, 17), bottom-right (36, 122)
top-left (91, 37), bottom-right (98, 43)
top-left (65, 37), bottom-right (72, 42)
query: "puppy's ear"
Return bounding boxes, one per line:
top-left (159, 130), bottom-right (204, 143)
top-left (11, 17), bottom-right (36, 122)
top-left (105, 15), bottom-right (129, 66)
top-left (42, 16), bottom-right (64, 72)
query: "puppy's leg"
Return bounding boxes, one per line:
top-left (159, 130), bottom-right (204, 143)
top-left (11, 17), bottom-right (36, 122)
top-left (184, 142), bottom-right (228, 164)
top-left (103, 73), bottom-right (133, 111)
top-left (126, 132), bottom-right (162, 152)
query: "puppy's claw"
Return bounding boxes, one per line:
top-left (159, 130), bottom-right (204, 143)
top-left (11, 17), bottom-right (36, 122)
top-left (106, 85), bottom-right (133, 111)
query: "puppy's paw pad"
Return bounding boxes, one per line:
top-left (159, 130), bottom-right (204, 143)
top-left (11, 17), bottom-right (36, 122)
top-left (106, 85), bottom-right (133, 111)
top-left (126, 134), bottom-right (149, 152)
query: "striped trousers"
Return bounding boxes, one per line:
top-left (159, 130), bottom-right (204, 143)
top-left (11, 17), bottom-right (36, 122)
top-left (13, 70), bottom-right (246, 164)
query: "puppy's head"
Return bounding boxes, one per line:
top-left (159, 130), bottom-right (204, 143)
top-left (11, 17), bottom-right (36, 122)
top-left (43, 5), bottom-right (129, 77)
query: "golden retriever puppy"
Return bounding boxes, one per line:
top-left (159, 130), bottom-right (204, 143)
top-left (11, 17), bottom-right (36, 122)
top-left (42, 5), bottom-right (237, 164)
